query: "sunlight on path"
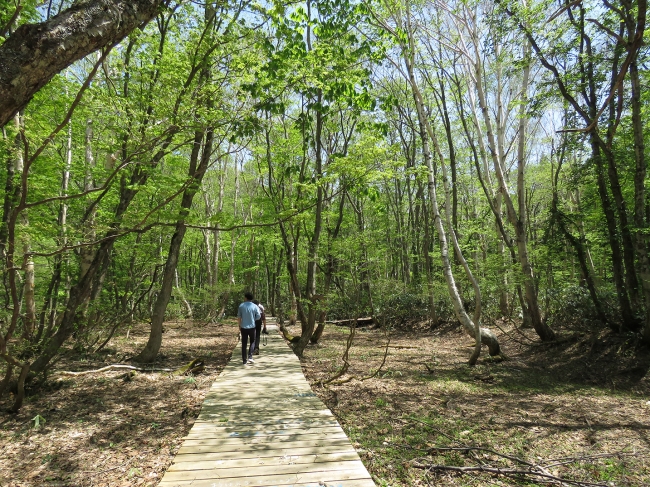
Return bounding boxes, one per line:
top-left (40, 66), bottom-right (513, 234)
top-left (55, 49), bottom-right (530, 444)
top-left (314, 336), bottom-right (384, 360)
top-left (158, 320), bottom-right (375, 487)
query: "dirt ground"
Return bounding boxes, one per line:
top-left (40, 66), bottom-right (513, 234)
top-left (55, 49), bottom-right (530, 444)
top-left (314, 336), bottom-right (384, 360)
top-left (1, 318), bottom-right (649, 487)
top-left (294, 320), bottom-right (650, 487)
top-left (0, 320), bottom-right (238, 487)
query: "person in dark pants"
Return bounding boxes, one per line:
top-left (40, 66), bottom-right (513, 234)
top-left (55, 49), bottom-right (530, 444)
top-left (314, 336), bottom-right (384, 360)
top-left (252, 300), bottom-right (267, 355)
top-left (237, 292), bottom-right (261, 365)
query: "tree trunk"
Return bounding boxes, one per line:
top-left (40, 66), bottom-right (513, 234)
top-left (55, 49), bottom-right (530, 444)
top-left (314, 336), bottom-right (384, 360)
top-left (398, 26), bottom-right (499, 361)
top-left (551, 152), bottom-right (609, 327)
top-left (134, 126), bottom-right (213, 362)
top-left (628, 48), bottom-right (650, 341)
top-left (0, 114), bottom-right (20, 260)
top-left (0, 0), bottom-right (164, 128)
top-left (22, 220), bottom-right (35, 339)
top-left (461, 71), bottom-right (512, 319)
top-left (421, 181), bottom-right (439, 327)
top-left (175, 269), bottom-right (193, 318)
top-left (471, 35), bottom-right (554, 341)
top-left (590, 136), bottom-right (635, 329)
top-left (80, 121), bottom-right (95, 278)
top-left (311, 187), bottom-right (346, 344)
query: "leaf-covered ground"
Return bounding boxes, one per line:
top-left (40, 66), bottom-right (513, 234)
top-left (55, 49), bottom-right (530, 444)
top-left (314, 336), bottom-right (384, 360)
top-left (1, 319), bottom-right (649, 486)
top-left (294, 321), bottom-right (650, 487)
top-left (0, 320), bottom-right (238, 487)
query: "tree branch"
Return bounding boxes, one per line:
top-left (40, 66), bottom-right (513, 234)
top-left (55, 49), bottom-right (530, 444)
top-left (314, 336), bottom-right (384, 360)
top-left (0, 4), bottom-right (23, 38)
top-left (0, 0), bottom-right (167, 127)
top-left (412, 462), bottom-right (608, 487)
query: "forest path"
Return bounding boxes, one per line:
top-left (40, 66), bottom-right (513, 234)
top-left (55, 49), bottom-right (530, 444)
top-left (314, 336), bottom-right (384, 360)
top-left (158, 321), bottom-right (376, 487)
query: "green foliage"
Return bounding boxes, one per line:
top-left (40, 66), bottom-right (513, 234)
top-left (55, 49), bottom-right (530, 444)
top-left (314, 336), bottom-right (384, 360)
top-left (31, 415), bottom-right (46, 429)
top-left (2, 0), bottom-right (650, 413)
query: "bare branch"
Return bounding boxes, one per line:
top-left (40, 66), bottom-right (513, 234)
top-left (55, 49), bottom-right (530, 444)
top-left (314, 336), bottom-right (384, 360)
top-left (0, 4), bottom-right (23, 38)
top-left (586, 18), bottom-right (626, 43)
top-left (412, 462), bottom-right (607, 487)
top-left (548, 0), bottom-right (583, 22)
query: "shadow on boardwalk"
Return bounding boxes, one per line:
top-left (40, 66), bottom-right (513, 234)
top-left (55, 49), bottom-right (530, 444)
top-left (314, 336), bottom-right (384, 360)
top-left (158, 323), bottom-right (376, 487)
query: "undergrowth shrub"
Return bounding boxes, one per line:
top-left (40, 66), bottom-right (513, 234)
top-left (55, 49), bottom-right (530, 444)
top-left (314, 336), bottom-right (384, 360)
top-left (544, 285), bottom-right (620, 333)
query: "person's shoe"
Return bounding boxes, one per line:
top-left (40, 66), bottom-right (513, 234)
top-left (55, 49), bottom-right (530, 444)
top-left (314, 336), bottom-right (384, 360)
top-left (247, 358), bottom-right (255, 364)
top-left (253, 349), bottom-right (259, 355)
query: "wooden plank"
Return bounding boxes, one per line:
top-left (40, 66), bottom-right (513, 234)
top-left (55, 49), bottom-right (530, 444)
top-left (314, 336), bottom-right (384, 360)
top-left (190, 418), bottom-right (339, 428)
top-left (177, 438), bottom-right (352, 455)
top-left (195, 409), bottom-right (331, 421)
top-left (160, 479), bottom-right (375, 487)
top-left (160, 466), bottom-right (371, 485)
top-left (181, 432), bottom-right (349, 447)
top-left (165, 460), bottom-right (365, 482)
top-left (196, 411), bottom-right (331, 421)
top-left (170, 451), bottom-right (361, 468)
top-left (172, 444), bottom-right (360, 462)
top-left (158, 324), bottom-right (374, 487)
top-left (192, 418), bottom-right (338, 428)
top-left (199, 399), bottom-right (328, 408)
top-left (168, 460), bottom-right (363, 480)
top-left (201, 390), bottom-right (321, 397)
top-left (184, 425), bottom-right (346, 439)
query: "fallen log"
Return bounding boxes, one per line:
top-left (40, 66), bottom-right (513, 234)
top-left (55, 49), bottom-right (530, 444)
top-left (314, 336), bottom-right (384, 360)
top-left (327, 317), bottom-right (374, 327)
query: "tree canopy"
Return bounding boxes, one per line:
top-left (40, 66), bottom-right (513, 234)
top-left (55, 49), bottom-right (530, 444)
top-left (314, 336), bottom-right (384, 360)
top-left (0, 0), bottom-right (649, 411)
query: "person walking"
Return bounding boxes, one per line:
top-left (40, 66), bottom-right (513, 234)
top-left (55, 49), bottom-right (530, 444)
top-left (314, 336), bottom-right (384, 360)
top-left (237, 292), bottom-right (261, 365)
top-left (252, 300), bottom-right (267, 355)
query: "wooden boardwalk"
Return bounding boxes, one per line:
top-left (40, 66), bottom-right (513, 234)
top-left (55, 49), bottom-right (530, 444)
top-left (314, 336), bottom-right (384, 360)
top-left (159, 323), bottom-right (376, 487)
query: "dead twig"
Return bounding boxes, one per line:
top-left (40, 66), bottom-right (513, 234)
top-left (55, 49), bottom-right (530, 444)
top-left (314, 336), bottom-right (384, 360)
top-left (320, 317), bottom-right (357, 386)
top-left (360, 334), bottom-right (391, 381)
top-left (423, 446), bottom-right (536, 467)
top-left (412, 462), bottom-right (608, 487)
top-left (80, 457), bottom-right (134, 475)
top-left (543, 451), bottom-right (640, 469)
top-left (390, 440), bottom-right (622, 487)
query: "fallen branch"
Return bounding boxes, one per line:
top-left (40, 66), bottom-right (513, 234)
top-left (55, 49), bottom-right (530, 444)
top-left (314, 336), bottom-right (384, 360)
top-left (321, 317), bottom-right (357, 386)
top-left (54, 364), bottom-right (173, 376)
top-left (327, 375), bottom-right (354, 385)
top-left (544, 451), bottom-right (640, 469)
top-left (412, 462), bottom-right (608, 487)
top-left (54, 357), bottom-right (209, 377)
top-left (423, 446), bottom-right (535, 467)
top-left (393, 421), bottom-right (456, 442)
top-left (361, 334), bottom-right (391, 381)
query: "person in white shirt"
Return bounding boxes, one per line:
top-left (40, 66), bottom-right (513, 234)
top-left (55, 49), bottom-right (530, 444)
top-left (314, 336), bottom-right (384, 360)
top-left (252, 300), bottom-right (267, 355)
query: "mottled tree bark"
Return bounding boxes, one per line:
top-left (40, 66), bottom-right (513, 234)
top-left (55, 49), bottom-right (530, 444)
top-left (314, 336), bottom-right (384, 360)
top-left (0, 0), bottom-right (165, 127)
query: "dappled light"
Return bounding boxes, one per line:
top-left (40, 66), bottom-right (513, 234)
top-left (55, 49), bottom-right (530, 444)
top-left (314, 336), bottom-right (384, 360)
top-left (1, 0), bottom-right (649, 485)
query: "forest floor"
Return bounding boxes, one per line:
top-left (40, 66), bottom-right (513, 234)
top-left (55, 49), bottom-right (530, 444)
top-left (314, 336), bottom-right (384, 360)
top-left (0, 318), bottom-right (649, 487)
top-left (293, 320), bottom-right (650, 487)
top-left (0, 320), bottom-right (238, 487)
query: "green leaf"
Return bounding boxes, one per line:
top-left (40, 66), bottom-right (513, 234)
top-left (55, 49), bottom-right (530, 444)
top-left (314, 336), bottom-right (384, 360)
top-left (31, 415), bottom-right (46, 428)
